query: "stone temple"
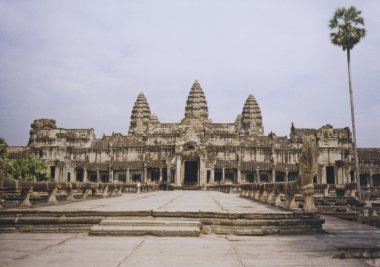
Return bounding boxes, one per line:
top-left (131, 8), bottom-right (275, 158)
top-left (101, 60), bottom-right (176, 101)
top-left (11, 80), bottom-right (380, 187)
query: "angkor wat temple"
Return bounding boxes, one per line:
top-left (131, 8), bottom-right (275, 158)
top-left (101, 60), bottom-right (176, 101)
top-left (9, 81), bottom-right (380, 187)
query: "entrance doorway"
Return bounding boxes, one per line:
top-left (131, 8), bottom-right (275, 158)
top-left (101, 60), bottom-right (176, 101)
top-left (326, 166), bottom-right (335, 184)
top-left (184, 160), bottom-right (198, 185)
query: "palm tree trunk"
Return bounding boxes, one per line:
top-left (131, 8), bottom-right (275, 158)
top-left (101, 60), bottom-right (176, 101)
top-left (347, 48), bottom-right (361, 200)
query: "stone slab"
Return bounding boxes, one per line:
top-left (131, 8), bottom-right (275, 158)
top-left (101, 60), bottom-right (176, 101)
top-left (0, 232), bottom-right (374, 267)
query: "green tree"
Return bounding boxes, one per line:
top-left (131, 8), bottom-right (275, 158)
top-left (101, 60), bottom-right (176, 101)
top-left (0, 138), bottom-right (8, 170)
top-left (329, 6), bottom-right (366, 199)
top-left (8, 156), bottom-right (48, 181)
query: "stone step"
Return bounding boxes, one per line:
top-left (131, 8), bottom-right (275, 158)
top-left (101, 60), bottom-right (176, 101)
top-left (99, 219), bottom-right (201, 227)
top-left (89, 224), bottom-right (201, 237)
top-left (89, 217), bottom-right (202, 236)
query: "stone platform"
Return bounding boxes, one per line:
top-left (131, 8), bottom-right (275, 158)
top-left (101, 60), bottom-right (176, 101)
top-left (1, 215), bottom-right (379, 266)
top-left (1, 191), bottom-right (380, 266)
top-left (0, 191), bottom-right (323, 235)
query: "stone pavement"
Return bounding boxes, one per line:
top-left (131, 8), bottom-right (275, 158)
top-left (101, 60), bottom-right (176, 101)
top-left (0, 226), bottom-right (378, 267)
top-left (0, 191), bottom-right (379, 266)
top-left (32, 191), bottom-right (289, 214)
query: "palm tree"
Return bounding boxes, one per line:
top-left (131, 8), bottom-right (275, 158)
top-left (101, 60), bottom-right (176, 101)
top-left (329, 6), bottom-right (366, 199)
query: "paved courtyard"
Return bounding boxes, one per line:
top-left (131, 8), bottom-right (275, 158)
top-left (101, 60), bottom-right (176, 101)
top-left (0, 191), bottom-right (379, 266)
top-left (33, 191), bottom-right (289, 214)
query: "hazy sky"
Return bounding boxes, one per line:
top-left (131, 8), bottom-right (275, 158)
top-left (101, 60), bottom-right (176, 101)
top-left (0, 0), bottom-right (379, 147)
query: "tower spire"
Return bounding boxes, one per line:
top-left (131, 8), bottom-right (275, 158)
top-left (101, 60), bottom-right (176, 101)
top-left (183, 80), bottom-right (209, 123)
top-left (128, 92), bottom-right (151, 135)
top-left (241, 94), bottom-right (264, 135)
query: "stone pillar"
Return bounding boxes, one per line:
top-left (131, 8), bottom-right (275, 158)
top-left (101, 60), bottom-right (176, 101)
top-left (199, 157), bottom-right (206, 185)
top-left (222, 168), bottom-right (225, 184)
top-left (344, 169), bottom-right (350, 184)
top-left (210, 169), bottom-right (215, 184)
top-left (272, 169), bottom-right (276, 183)
top-left (256, 169), bottom-right (260, 183)
top-left (321, 166), bottom-right (326, 184)
top-left (159, 167), bottom-right (163, 183)
top-left (83, 168), bottom-right (88, 183)
top-left (285, 169), bottom-right (289, 183)
top-left (126, 168), bottom-right (130, 184)
top-left (370, 171), bottom-right (373, 187)
top-left (96, 168), bottom-right (100, 183)
top-left (167, 167), bottom-right (171, 184)
top-left (237, 167), bottom-right (241, 184)
top-left (368, 171), bottom-right (372, 187)
top-left (175, 157), bottom-right (181, 186)
top-left (109, 169), bottom-right (114, 183)
top-left (143, 165), bottom-right (147, 184)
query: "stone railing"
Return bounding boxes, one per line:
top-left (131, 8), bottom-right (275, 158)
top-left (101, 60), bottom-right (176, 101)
top-left (361, 187), bottom-right (380, 200)
top-left (314, 183), bottom-right (355, 197)
top-left (0, 179), bottom-right (124, 208)
top-left (206, 184), bottom-right (241, 193)
top-left (122, 183), bottom-right (159, 193)
top-left (240, 181), bottom-right (301, 210)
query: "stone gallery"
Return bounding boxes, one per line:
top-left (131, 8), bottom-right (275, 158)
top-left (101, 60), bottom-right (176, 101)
top-left (10, 81), bottom-right (380, 187)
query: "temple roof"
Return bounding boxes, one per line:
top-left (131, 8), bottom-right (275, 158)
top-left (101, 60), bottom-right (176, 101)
top-left (128, 92), bottom-right (151, 135)
top-left (358, 148), bottom-right (380, 165)
top-left (183, 80), bottom-right (209, 122)
top-left (241, 94), bottom-right (264, 135)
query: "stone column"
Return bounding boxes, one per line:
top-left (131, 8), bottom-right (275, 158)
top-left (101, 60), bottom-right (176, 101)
top-left (175, 157), bottom-right (181, 186)
top-left (109, 169), bottom-right (114, 183)
top-left (126, 168), bottom-right (130, 184)
top-left (167, 167), bottom-right (171, 184)
top-left (256, 169), bottom-right (260, 183)
top-left (272, 169), bottom-right (276, 183)
top-left (368, 171), bottom-right (372, 187)
top-left (199, 157), bottom-right (206, 185)
top-left (159, 167), bottom-right (163, 183)
top-left (83, 168), bottom-right (88, 183)
top-left (237, 167), bottom-right (241, 184)
top-left (96, 168), bottom-right (100, 183)
top-left (370, 171), bottom-right (373, 187)
top-left (143, 165), bottom-right (147, 184)
top-left (285, 169), bottom-right (289, 182)
top-left (222, 168), bottom-right (225, 184)
top-left (321, 166), bottom-right (326, 184)
top-left (210, 169), bottom-right (215, 184)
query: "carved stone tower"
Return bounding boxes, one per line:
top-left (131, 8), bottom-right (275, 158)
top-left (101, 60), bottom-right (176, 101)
top-left (128, 92), bottom-right (151, 135)
top-left (182, 80), bottom-right (209, 123)
top-left (241, 94), bottom-right (264, 135)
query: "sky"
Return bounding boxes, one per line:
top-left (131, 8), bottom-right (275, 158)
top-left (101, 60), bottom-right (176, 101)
top-left (0, 0), bottom-right (379, 147)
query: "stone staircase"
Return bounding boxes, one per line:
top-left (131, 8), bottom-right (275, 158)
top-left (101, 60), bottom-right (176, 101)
top-left (89, 217), bottom-right (202, 237)
top-left (0, 210), bottom-right (324, 236)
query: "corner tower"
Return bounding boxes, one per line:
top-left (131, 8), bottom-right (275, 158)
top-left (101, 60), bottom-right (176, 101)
top-left (241, 94), bottom-right (264, 135)
top-left (182, 80), bottom-right (209, 123)
top-left (128, 92), bottom-right (151, 135)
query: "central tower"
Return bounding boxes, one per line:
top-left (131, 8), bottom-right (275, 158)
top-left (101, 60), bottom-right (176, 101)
top-left (182, 80), bottom-right (209, 123)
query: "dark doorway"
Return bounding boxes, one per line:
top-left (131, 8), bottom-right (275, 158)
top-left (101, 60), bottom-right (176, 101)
top-left (373, 174), bottom-right (380, 187)
top-left (215, 170), bottom-right (222, 183)
top-left (50, 166), bottom-right (55, 179)
top-left (184, 160), bottom-right (198, 185)
top-left (76, 168), bottom-right (84, 182)
top-left (360, 174), bottom-right (368, 187)
top-left (275, 173), bottom-right (285, 182)
top-left (326, 166), bottom-right (335, 184)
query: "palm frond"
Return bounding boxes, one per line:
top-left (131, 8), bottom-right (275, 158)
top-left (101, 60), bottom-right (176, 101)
top-left (328, 6), bottom-right (366, 50)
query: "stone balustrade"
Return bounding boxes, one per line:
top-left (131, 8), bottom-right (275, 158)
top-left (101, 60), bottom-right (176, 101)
top-left (122, 184), bottom-right (159, 193)
top-left (0, 179), bottom-right (127, 208)
top-left (240, 181), bottom-right (301, 210)
top-left (206, 184), bottom-right (240, 193)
